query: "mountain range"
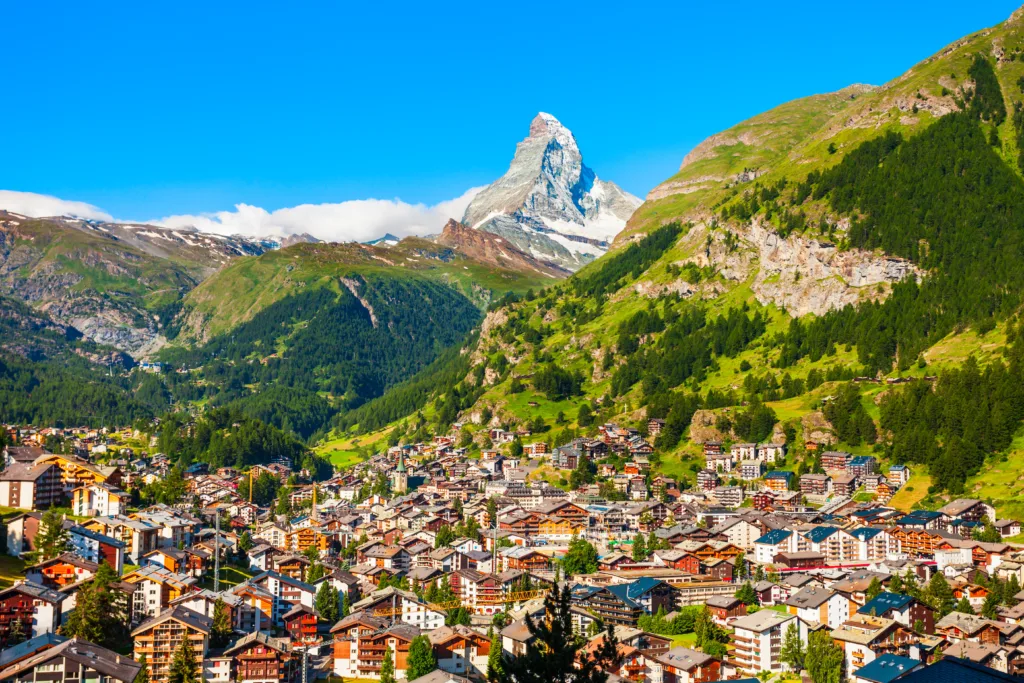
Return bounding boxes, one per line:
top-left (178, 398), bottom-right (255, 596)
top-left (10, 7), bottom-right (1024, 517)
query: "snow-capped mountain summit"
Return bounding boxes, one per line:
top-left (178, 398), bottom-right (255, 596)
top-left (462, 112), bottom-right (641, 270)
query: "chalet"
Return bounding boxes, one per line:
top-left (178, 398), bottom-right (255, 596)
top-left (705, 595), bottom-right (745, 624)
top-left (282, 604), bottom-right (318, 643)
top-left (821, 451), bottom-right (853, 472)
top-left (222, 632), bottom-right (296, 683)
top-left (24, 553), bottom-right (98, 588)
top-left (132, 606), bottom-right (212, 683)
top-left (0, 582), bottom-right (66, 646)
top-left (763, 471), bottom-right (793, 492)
top-left (858, 592), bottom-right (935, 634)
top-left (800, 474), bottom-right (831, 497)
top-left (0, 462), bottom-right (63, 511)
top-left (0, 637), bottom-right (142, 683)
top-left (939, 499), bottom-right (997, 524)
top-left (649, 646), bottom-right (720, 683)
top-left (427, 624), bottom-right (492, 678)
top-left (785, 586), bottom-right (850, 628)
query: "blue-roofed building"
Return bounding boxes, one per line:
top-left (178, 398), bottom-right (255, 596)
top-left (764, 470), bottom-right (794, 492)
top-left (846, 526), bottom-right (901, 562)
top-left (849, 455), bottom-right (878, 477)
top-left (755, 528), bottom-right (794, 564)
top-left (897, 510), bottom-right (947, 531)
top-left (852, 654), bottom-right (923, 683)
top-left (858, 592), bottom-right (936, 634)
top-left (572, 577), bottom-right (675, 626)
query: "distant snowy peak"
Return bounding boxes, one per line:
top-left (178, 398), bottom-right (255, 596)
top-left (364, 232), bottom-right (401, 247)
top-left (462, 112), bottom-right (641, 271)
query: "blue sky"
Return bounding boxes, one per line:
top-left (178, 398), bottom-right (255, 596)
top-left (1, 0), bottom-right (1020, 228)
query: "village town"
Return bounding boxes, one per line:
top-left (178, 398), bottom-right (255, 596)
top-left (0, 420), bottom-right (1019, 683)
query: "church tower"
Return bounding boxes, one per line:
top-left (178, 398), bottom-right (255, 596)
top-left (392, 451), bottom-right (408, 494)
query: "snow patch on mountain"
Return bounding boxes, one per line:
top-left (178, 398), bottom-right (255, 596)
top-left (461, 113), bottom-right (641, 270)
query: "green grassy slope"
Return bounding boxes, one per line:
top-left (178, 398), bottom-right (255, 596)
top-left (175, 239), bottom-right (554, 343)
top-left (327, 7), bottom-right (1024, 519)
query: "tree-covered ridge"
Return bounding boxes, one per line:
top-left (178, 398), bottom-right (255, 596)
top-left (775, 106), bottom-right (1024, 372)
top-left (0, 353), bottom-right (163, 427)
top-left (156, 408), bottom-right (327, 474)
top-left (163, 274), bottom-right (481, 416)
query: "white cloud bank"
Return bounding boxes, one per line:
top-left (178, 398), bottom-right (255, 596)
top-left (0, 187), bottom-right (485, 243)
top-left (0, 190), bottom-right (113, 221)
top-left (154, 187), bottom-right (485, 243)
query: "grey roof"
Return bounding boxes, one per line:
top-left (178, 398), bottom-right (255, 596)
top-left (131, 605), bottom-right (213, 636)
top-left (0, 637), bottom-right (142, 683)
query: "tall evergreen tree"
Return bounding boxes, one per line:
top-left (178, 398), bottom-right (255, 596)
top-left (380, 647), bottom-right (396, 683)
top-left (926, 573), bottom-right (955, 617)
top-left (211, 598), bottom-right (232, 648)
top-left (316, 582), bottom-right (339, 624)
top-left (780, 622), bottom-right (805, 672)
top-left (491, 584), bottom-right (618, 683)
top-left (487, 627), bottom-right (504, 682)
top-left (136, 654), bottom-right (150, 683)
top-left (406, 635), bottom-right (437, 680)
top-left (631, 534), bottom-right (647, 562)
top-left (805, 630), bottom-right (844, 683)
top-left (36, 509), bottom-right (69, 561)
top-left (168, 638), bottom-right (199, 683)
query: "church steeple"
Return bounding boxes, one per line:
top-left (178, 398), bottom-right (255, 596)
top-left (392, 450), bottom-right (408, 493)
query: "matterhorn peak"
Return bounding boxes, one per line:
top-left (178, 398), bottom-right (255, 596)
top-left (461, 113), bottom-right (641, 271)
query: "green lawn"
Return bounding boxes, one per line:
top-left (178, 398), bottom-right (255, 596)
top-left (0, 555), bottom-right (27, 589)
top-left (669, 633), bottom-right (698, 647)
top-left (199, 564), bottom-right (253, 590)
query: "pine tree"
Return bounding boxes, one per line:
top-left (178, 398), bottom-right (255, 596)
top-left (805, 630), bottom-right (844, 683)
top-left (37, 509), bottom-right (69, 561)
top-left (168, 637), bottom-right (199, 683)
top-left (889, 572), bottom-right (905, 594)
top-left (487, 627), bottom-right (504, 682)
top-left (238, 531), bottom-right (254, 554)
top-left (982, 590), bottom-right (1002, 619)
top-left (341, 590), bottom-right (351, 618)
top-left (734, 551), bottom-right (747, 581)
top-left (380, 647), bottom-right (396, 683)
top-left (1007, 574), bottom-right (1021, 606)
top-left (406, 635), bottom-right (437, 680)
top-left (316, 582), bottom-right (339, 624)
top-left (734, 582), bottom-right (758, 606)
top-left (954, 596), bottom-right (974, 614)
top-left (562, 535), bottom-right (599, 576)
top-left (8, 618), bottom-right (25, 645)
top-left (306, 562), bottom-right (326, 583)
top-left (491, 584), bottom-right (617, 683)
top-left (926, 573), bottom-right (955, 617)
top-left (136, 654), bottom-right (150, 683)
top-left (211, 598), bottom-right (232, 648)
top-left (865, 577), bottom-right (883, 602)
top-left (780, 622), bottom-right (805, 672)
top-left (631, 534), bottom-right (647, 561)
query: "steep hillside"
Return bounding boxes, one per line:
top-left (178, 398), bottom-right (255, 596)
top-left (174, 235), bottom-right (556, 344)
top-left (624, 7), bottom-right (1024, 241)
top-left (0, 211), bottom-right (269, 356)
top-left (329, 7), bottom-right (1024, 517)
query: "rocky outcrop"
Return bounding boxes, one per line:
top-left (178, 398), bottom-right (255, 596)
top-left (462, 113), bottom-right (641, 271)
top-left (682, 219), bottom-right (920, 317)
top-left (434, 219), bottom-right (570, 278)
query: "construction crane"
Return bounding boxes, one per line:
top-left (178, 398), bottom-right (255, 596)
top-left (371, 590), bottom-right (549, 617)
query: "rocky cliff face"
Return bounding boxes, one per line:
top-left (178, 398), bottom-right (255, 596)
top-left (622, 219), bottom-right (920, 317)
top-left (462, 113), bottom-right (641, 271)
top-left (0, 212), bottom-right (255, 358)
top-left (434, 219), bottom-right (570, 278)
